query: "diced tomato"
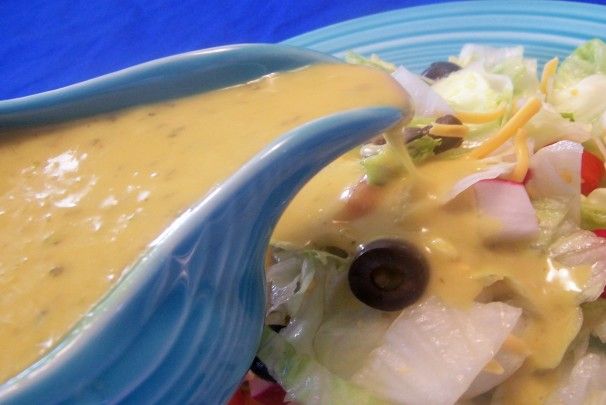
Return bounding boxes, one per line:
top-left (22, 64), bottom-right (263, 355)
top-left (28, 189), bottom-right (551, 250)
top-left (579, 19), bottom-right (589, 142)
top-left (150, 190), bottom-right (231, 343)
top-left (228, 376), bottom-right (287, 405)
top-left (593, 229), bottom-right (606, 238)
top-left (248, 377), bottom-right (287, 405)
top-left (592, 229), bottom-right (606, 298)
top-left (228, 387), bottom-right (248, 405)
top-left (581, 150), bottom-right (605, 195)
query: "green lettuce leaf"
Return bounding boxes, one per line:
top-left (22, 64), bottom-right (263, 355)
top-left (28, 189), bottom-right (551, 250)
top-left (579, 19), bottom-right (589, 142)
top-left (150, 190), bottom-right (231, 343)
top-left (344, 51), bottom-right (396, 73)
top-left (551, 73), bottom-right (606, 124)
top-left (555, 39), bottom-right (606, 90)
top-left (258, 328), bottom-right (389, 404)
top-left (361, 135), bottom-right (440, 185)
top-left (582, 188), bottom-right (606, 230)
top-left (432, 68), bottom-right (512, 113)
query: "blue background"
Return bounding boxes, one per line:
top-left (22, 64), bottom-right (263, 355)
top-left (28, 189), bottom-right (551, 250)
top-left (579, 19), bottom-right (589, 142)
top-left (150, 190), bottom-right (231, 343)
top-left (0, 0), bottom-right (603, 100)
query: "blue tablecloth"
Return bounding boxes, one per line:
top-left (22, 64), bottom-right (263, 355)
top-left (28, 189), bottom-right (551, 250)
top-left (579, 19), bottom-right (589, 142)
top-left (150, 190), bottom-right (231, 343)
top-left (0, 0), bottom-right (601, 100)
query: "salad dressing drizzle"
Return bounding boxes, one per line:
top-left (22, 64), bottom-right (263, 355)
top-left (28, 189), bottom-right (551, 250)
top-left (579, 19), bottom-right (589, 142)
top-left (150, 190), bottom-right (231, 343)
top-left (274, 147), bottom-right (588, 404)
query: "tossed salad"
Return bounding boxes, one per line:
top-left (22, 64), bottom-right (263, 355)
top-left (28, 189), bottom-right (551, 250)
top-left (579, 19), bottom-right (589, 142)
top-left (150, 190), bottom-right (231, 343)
top-left (235, 40), bottom-right (606, 404)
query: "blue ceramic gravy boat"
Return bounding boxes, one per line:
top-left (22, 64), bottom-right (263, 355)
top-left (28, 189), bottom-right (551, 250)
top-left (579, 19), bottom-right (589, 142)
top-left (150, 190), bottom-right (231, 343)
top-left (0, 44), bottom-right (402, 404)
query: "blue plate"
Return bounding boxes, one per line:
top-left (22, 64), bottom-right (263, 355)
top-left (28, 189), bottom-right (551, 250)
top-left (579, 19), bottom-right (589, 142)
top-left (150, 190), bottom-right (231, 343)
top-left (284, 0), bottom-right (606, 70)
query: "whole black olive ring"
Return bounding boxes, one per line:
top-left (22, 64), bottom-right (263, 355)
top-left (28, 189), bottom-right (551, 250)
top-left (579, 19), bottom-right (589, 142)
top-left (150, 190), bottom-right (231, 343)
top-left (348, 239), bottom-right (429, 311)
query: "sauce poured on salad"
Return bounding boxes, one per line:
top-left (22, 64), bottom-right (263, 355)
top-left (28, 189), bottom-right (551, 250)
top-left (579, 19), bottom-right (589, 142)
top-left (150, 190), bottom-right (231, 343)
top-left (257, 41), bottom-right (606, 405)
top-left (0, 63), bottom-right (411, 383)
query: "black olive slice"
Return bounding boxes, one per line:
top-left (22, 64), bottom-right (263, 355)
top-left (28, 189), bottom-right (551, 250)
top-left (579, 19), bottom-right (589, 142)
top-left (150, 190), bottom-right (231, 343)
top-left (249, 324), bottom-right (284, 382)
top-left (250, 356), bottom-right (276, 382)
top-left (435, 114), bottom-right (462, 126)
top-left (422, 61), bottom-right (461, 80)
top-left (348, 239), bottom-right (429, 311)
top-left (429, 114), bottom-right (464, 153)
top-left (404, 125), bottom-right (431, 142)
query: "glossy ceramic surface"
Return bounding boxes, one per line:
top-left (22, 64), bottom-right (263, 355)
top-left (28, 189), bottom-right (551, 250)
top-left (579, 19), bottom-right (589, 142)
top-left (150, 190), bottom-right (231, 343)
top-left (0, 43), bottom-right (402, 404)
top-left (284, 0), bottom-right (606, 70)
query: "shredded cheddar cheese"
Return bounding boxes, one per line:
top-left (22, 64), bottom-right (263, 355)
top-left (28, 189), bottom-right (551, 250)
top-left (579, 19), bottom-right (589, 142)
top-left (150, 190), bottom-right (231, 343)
top-left (483, 359), bottom-right (505, 375)
top-left (455, 104), bottom-right (505, 124)
top-left (540, 57), bottom-right (559, 96)
top-left (503, 334), bottom-right (532, 356)
top-left (429, 123), bottom-right (469, 137)
top-left (509, 128), bottom-right (530, 182)
top-left (469, 97), bottom-right (541, 159)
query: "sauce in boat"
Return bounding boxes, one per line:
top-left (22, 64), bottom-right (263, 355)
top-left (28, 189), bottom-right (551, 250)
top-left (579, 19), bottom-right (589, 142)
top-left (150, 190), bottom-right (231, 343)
top-left (0, 63), bottom-right (410, 382)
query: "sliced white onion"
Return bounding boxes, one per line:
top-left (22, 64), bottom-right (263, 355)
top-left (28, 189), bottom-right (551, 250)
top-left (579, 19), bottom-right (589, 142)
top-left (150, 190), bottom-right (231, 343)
top-left (391, 66), bottom-right (453, 117)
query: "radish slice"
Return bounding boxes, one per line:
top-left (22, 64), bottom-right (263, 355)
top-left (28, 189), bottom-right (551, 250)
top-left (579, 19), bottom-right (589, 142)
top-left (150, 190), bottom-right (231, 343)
top-left (392, 66), bottom-right (453, 117)
top-left (473, 179), bottom-right (539, 242)
top-left (249, 378), bottom-right (288, 405)
top-left (443, 162), bottom-right (514, 202)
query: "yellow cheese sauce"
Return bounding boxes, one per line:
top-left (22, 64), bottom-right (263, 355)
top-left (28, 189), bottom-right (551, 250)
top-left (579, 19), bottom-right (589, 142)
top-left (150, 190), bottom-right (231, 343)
top-left (274, 145), bottom-right (586, 404)
top-left (0, 63), bottom-right (410, 383)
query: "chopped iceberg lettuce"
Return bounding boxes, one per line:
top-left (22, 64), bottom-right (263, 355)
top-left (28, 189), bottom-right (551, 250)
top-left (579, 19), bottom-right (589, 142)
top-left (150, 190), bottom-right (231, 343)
top-left (547, 352), bottom-right (606, 405)
top-left (549, 230), bottom-right (606, 303)
top-left (453, 44), bottom-right (538, 96)
top-left (582, 188), bottom-right (606, 230)
top-left (432, 67), bottom-right (512, 113)
top-left (352, 297), bottom-right (522, 405)
top-left (344, 51), bottom-right (396, 73)
top-left (533, 198), bottom-right (578, 248)
top-left (555, 39), bottom-right (606, 90)
top-left (525, 141), bottom-right (583, 223)
top-left (552, 74), bottom-right (606, 124)
top-left (361, 135), bottom-right (440, 185)
top-left (524, 104), bottom-right (591, 149)
top-left (257, 328), bottom-right (388, 405)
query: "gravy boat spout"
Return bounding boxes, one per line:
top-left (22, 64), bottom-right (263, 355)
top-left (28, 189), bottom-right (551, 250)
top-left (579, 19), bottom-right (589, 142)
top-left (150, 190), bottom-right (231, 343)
top-left (0, 43), bottom-right (405, 405)
top-left (85, 107), bottom-right (401, 404)
top-left (167, 106), bottom-right (402, 402)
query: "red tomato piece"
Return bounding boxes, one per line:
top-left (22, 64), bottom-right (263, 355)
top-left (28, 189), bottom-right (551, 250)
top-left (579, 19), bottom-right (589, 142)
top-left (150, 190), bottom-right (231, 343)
top-left (581, 150), bottom-right (605, 196)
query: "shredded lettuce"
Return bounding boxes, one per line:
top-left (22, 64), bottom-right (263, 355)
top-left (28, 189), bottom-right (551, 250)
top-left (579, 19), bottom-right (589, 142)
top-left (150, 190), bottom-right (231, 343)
top-left (452, 44), bottom-right (538, 96)
top-left (360, 135), bottom-right (440, 185)
top-left (352, 297), bottom-right (522, 404)
top-left (583, 300), bottom-right (606, 344)
top-left (344, 51), bottom-right (396, 73)
top-left (552, 74), bottom-right (606, 124)
top-left (555, 39), bottom-right (606, 90)
top-left (258, 328), bottom-right (388, 405)
top-left (547, 352), bottom-right (606, 405)
top-left (582, 188), bottom-right (606, 230)
top-left (407, 134), bottom-right (441, 162)
top-left (533, 198), bottom-right (578, 248)
top-left (525, 104), bottom-right (591, 149)
top-left (549, 230), bottom-right (606, 303)
top-left (432, 67), bottom-right (511, 113)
